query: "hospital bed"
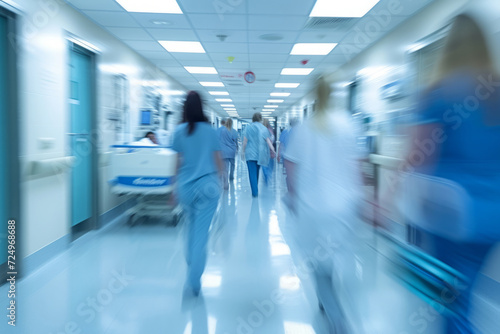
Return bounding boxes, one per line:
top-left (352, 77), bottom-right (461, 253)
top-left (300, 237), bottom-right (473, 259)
top-left (109, 144), bottom-right (181, 226)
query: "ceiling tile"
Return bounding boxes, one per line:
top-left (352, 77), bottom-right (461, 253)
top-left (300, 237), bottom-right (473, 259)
top-left (170, 53), bottom-right (212, 62)
top-left (196, 30), bottom-right (248, 43)
top-left (248, 0), bottom-right (315, 15)
top-left (129, 13), bottom-right (191, 29)
top-left (249, 15), bottom-right (308, 31)
top-left (147, 28), bottom-right (199, 41)
top-left (178, 0), bottom-right (246, 15)
top-left (188, 14), bottom-right (247, 30)
top-left (107, 27), bottom-right (152, 40)
top-left (124, 40), bottom-right (165, 51)
top-left (137, 50), bottom-right (176, 60)
top-left (210, 52), bottom-right (249, 63)
top-left (250, 53), bottom-right (289, 62)
top-left (82, 10), bottom-right (140, 27)
top-left (248, 31), bottom-right (299, 44)
top-left (295, 30), bottom-right (347, 43)
top-left (203, 42), bottom-right (248, 54)
top-left (67, 0), bottom-right (124, 11)
top-left (248, 43), bottom-right (293, 54)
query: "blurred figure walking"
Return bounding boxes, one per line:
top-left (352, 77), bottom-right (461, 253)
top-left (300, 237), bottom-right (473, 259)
top-left (262, 118), bottom-right (276, 186)
top-left (284, 77), bottom-right (362, 331)
top-left (403, 3), bottom-right (500, 332)
top-left (172, 91), bottom-right (223, 297)
top-left (242, 112), bottom-right (276, 197)
top-left (219, 118), bottom-right (239, 189)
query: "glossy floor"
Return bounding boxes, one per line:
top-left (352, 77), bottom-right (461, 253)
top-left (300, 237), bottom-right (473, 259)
top-left (1, 161), bottom-right (334, 334)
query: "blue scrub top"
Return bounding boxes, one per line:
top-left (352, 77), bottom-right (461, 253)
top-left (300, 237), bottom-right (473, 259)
top-left (219, 127), bottom-right (238, 159)
top-left (172, 122), bottom-right (221, 187)
top-left (416, 71), bottom-right (500, 197)
top-left (244, 122), bottom-right (270, 166)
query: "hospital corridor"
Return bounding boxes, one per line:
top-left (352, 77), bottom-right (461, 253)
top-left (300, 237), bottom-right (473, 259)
top-left (1, 0), bottom-right (500, 333)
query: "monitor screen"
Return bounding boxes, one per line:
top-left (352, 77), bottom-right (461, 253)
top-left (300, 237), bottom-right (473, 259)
top-left (140, 109), bottom-right (152, 125)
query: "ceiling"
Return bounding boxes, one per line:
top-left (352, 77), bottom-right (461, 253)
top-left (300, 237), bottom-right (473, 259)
top-left (65, 0), bottom-right (435, 119)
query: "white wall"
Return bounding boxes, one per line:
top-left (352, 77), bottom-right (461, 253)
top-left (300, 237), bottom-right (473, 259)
top-left (6, 0), bottom-right (188, 257)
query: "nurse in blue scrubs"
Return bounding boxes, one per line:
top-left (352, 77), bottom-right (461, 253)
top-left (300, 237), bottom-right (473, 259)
top-left (407, 4), bottom-right (500, 332)
top-left (242, 112), bottom-right (276, 197)
top-left (172, 91), bottom-right (223, 296)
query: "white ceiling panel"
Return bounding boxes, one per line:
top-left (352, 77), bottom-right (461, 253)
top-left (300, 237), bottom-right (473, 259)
top-left (189, 14), bottom-right (247, 30)
top-left (203, 42), bottom-right (248, 54)
top-left (248, 0), bottom-right (315, 16)
top-left (129, 13), bottom-right (191, 29)
top-left (250, 62), bottom-right (289, 70)
top-left (107, 27), bottom-right (152, 40)
top-left (82, 10), bottom-right (140, 27)
top-left (161, 67), bottom-right (192, 74)
top-left (175, 60), bottom-right (215, 68)
top-left (147, 28), bottom-right (199, 41)
top-left (376, 0), bottom-right (434, 16)
top-left (66, 0), bottom-right (124, 11)
top-left (196, 30), bottom-right (248, 43)
top-left (178, 0), bottom-right (247, 15)
top-left (248, 16), bottom-right (308, 31)
top-left (124, 40), bottom-right (165, 51)
top-left (248, 43), bottom-right (293, 54)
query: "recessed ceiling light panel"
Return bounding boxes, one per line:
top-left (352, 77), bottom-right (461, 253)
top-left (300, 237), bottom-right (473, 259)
top-left (270, 92), bottom-right (291, 97)
top-left (268, 99), bottom-right (284, 103)
top-left (116, 0), bottom-right (183, 14)
top-left (309, 0), bottom-right (380, 18)
top-left (264, 105), bottom-right (279, 108)
top-left (290, 43), bottom-right (337, 55)
top-left (159, 41), bottom-right (205, 53)
top-left (200, 81), bottom-right (224, 87)
top-left (184, 66), bottom-right (218, 74)
top-left (209, 91), bottom-right (229, 96)
top-left (281, 68), bottom-right (314, 75)
top-left (216, 98), bottom-right (232, 102)
top-left (275, 83), bottom-right (300, 88)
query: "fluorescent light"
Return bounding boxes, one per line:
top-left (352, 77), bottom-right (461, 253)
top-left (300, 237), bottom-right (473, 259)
top-left (224, 108), bottom-right (236, 110)
top-left (281, 68), bottom-right (314, 75)
top-left (275, 83), bottom-right (300, 88)
top-left (309, 0), bottom-right (380, 18)
top-left (264, 105), bottom-right (279, 108)
top-left (116, 0), bottom-right (182, 14)
top-left (270, 92), bottom-right (291, 97)
top-left (290, 43), bottom-right (337, 55)
top-left (221, 104), bottom-right (234, 107)
top-left (268, 99), bottom-right (284, 103)
top-left (159, 41), bottom-right (205, 53)
top-left (216, 98), bottom-right (232, 102)
top-left (262, 109), bottom-right (275, 112)
top-left (184, 66), bottom-right (218, 74)
top-left (209, 91), bottom-right (229, 96)
top-left (262, 112), bottom-right (273, 114)
top-left (200, 81), bottom-right (224, 87)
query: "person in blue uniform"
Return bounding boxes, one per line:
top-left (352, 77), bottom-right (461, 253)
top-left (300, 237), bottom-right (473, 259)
top-left (172, 91), bottom-right (223, 296)
top-left (219, 118), bottom-right (239, 189)
top-left (241, 112), bottom-right (276, 197)
top-left (405, 4), bottom-right (500, 332)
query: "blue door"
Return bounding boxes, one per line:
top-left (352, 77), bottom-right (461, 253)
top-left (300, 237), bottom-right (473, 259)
top-left (69, 48), bottom-right (93, 227)
top-left (0, 15), bottom-right (8, 268)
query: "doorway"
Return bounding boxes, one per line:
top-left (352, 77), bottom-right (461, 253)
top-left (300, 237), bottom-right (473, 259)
top-left (68, 43), bottom-right (97, 239)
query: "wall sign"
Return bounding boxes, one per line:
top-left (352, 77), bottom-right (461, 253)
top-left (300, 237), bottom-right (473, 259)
top-left (244, 71), bottom-right (256, 84)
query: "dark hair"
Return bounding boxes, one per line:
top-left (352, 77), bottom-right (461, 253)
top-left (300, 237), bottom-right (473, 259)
top-left (252, 112), bottom-right (262, 122)
top-left (145, 131), bottom-right (155, 137)
top-left (183, 91), bottom-right (208, 135)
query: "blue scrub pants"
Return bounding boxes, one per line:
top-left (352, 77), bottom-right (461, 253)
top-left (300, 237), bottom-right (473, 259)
top-left (262, 158), bottom-right (274, 185)
top-left (246, 160), bottom-right (260, 197)
top-left (178, 173), bottom-right (221, 293)
top-left (223, 158), bottom-right (235, 188)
